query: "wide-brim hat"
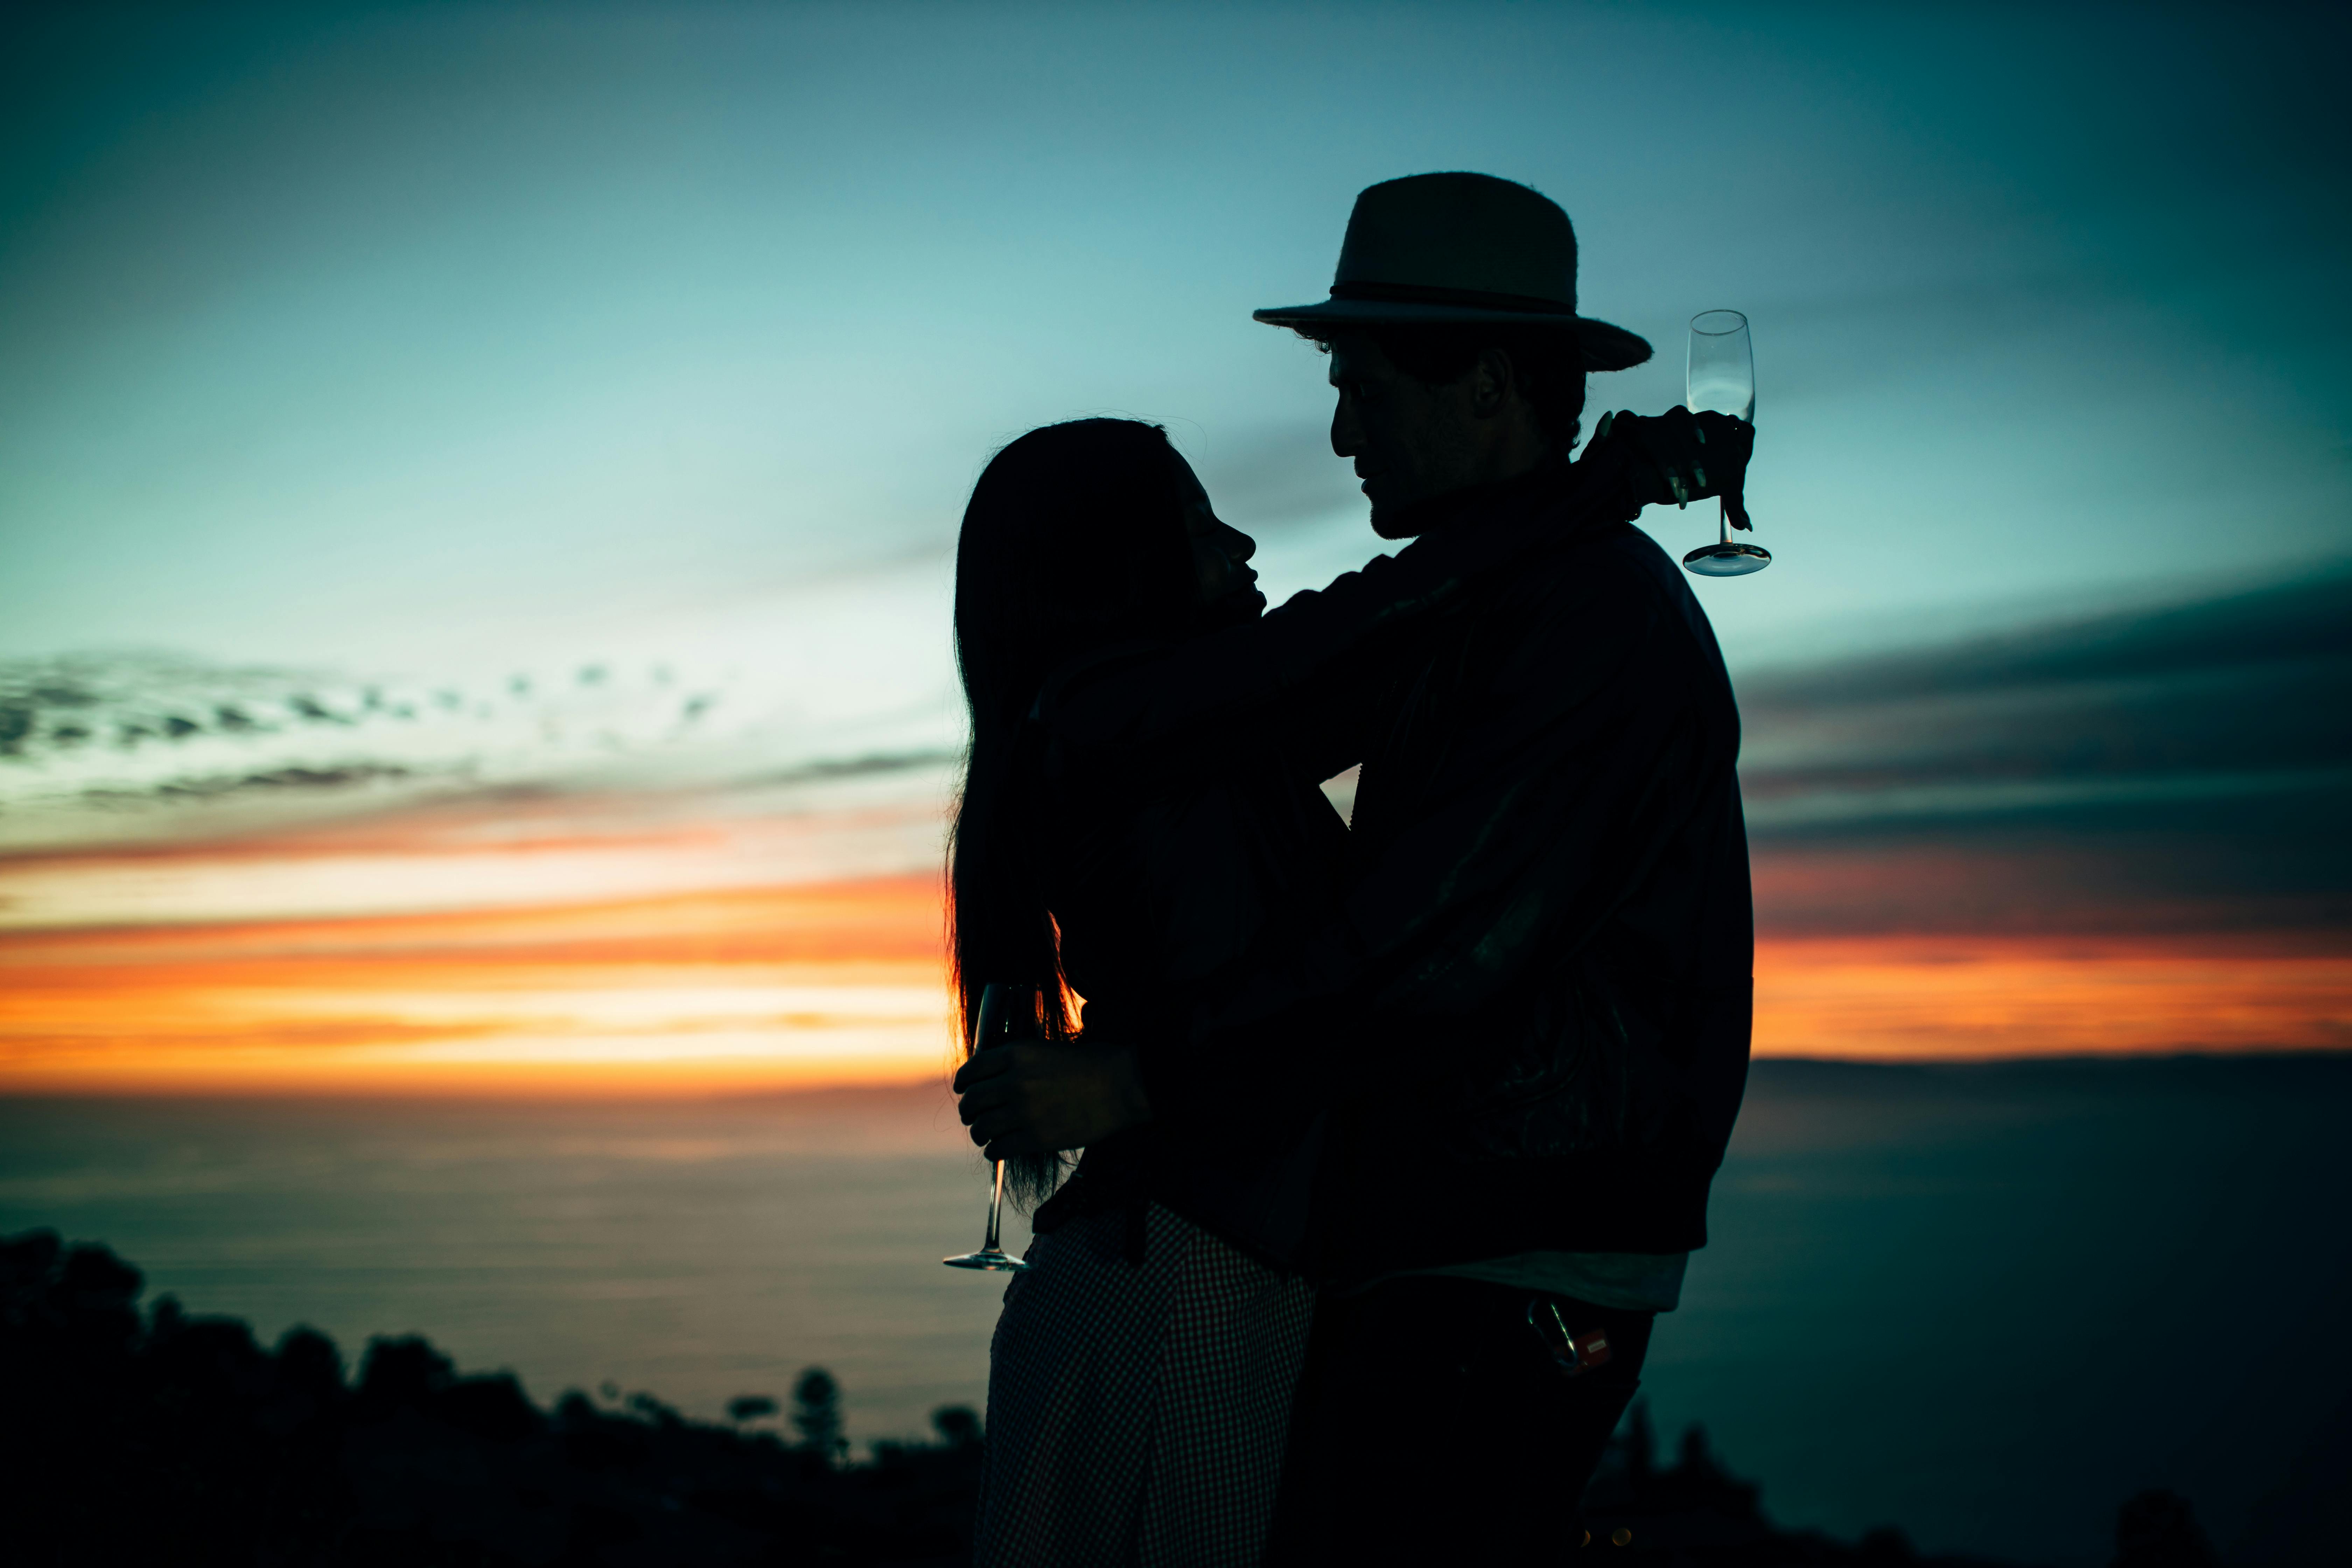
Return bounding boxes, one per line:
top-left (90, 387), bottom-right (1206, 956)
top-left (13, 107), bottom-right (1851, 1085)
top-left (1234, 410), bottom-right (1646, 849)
top-left (1254, 172), bottom-right (1652, 372)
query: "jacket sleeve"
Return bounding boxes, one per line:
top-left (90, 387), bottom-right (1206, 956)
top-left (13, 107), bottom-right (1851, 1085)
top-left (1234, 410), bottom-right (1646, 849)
top-left (1037, 438), bottom-right (1654, 771)
top-left (1133, 532), bottom-right (1740, 1141)
top-left (1040, 537), bottom-right (1486, 767)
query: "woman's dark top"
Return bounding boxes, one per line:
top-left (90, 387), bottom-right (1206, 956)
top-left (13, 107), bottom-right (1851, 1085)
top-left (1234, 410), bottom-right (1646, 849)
top-left (1022, 636), bottom-right (1352, 1264)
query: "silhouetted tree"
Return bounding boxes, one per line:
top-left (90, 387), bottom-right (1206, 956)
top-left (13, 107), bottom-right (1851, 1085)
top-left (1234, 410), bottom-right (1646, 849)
top-left (1860, 1525), bottom-right (1919, 1563)
top-left (1679, 1421), bottom-right (1723, 1480)
top-left (0, 1227), bottom-right (988, 1566)
top-left (793, 1366), bottom-right (848, 1467)
top-left (8, 1225), bottom-right (2155, 1567)
top-left (2113, 1489), bottom-right (2218, 1568)
top-left (932, 1405), bottom-right (983, 1450)
top-left (1622, 1397), bottom-right (1657, 1486)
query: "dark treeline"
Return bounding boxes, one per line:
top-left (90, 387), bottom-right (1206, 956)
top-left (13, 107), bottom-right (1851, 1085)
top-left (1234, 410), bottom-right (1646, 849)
top-left (1, 1228), bottom-right (2220, 1566)
top-left (1, 1229), bottom-right (980, 1566)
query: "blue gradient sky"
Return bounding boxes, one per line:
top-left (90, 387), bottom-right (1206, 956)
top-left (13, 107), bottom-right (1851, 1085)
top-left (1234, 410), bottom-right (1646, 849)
top-left (5, 1), bottom-right (2345, 699)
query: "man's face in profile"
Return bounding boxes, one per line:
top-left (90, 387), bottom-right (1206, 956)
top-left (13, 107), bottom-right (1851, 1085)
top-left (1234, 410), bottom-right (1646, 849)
top-left (1326, 331), bottom-right (1484, 539)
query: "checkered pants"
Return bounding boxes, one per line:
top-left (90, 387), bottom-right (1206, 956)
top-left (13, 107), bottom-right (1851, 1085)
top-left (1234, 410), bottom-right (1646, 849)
top-left (975, 1202), bottom-right (1315, 1568)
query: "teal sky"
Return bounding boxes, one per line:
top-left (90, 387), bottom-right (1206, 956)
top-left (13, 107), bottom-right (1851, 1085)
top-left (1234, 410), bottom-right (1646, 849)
top-left (4, 1), bottom-right (2346, 692)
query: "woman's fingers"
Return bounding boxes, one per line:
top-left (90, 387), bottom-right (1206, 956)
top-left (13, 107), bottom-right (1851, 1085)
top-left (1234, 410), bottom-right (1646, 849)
top-left (1611, 408), bottom-right (1753, 513)
top-left (950, 1050), bottom-right (1013, 1094)
top-left (955, 1041), bottom-right (1147, 1154)
top-left (955, 1079), bottom-right (1018, 1124)
top-left (967, 1103), bottom-right (1009, 1144)
top-left (1658, 454), bottom-right (1691, 507)
top-left (980, 1135), bottom-right (1046, 1161)
top-left (960, 1074), bottom-right (1041, 1142)
top-left (968, 1107), bottom-right (1043, 1153)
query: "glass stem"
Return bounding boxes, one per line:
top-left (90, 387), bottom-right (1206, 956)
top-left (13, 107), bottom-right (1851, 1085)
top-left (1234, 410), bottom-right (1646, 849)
top-left (1719, 500), bottom-right (1729, 545)
top-left (983, 1158), bottom-right (1007, 1253)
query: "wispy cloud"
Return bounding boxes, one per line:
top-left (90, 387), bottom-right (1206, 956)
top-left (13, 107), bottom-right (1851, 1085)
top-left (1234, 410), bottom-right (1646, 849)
top-left (1743, 569), bottom-right (2351, 812)
top-left (0, 646), bottom-right (960, 853)
top-left (1741, 569), bottom-right (2352, 933)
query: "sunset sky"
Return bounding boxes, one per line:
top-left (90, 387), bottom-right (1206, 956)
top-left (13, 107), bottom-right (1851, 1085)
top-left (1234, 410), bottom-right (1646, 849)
top-left (2, 2), bottom-right (2346, 1094)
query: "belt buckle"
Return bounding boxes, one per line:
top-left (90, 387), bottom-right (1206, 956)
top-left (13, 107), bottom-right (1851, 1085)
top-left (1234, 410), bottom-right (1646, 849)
top-left (1527, 1297), bottom-right (1613, 1378)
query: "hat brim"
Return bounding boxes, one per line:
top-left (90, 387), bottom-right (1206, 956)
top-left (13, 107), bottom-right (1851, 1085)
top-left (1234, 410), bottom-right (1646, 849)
top-left (1253, 299), bottom-right (1652, 372)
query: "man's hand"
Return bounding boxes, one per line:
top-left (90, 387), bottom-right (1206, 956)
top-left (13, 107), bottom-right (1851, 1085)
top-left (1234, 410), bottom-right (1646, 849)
top-left (952, 1041), bottom-right (1152, 1159)
top-left (1595, 408), bottom-right (1756, 531)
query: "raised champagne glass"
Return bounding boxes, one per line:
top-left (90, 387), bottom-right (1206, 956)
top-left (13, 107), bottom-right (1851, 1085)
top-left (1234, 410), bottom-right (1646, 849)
top-left (942, 981), bottom-right (1033, 1272)
top-left (1681, 309), bottom-right (1771, 577)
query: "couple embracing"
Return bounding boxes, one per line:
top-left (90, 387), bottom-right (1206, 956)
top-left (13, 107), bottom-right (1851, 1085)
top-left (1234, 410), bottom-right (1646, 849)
top-left (947, 173), bottom-right (1756, 1566)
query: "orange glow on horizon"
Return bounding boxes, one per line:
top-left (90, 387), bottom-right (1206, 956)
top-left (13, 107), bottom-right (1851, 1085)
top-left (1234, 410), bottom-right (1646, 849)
top-left (0, 878), bottom-right (958, 1097)
top-left (1, 875), bottom-right (2345, 1097)
top-left (1751, 932), bottom-right (2350, 1060)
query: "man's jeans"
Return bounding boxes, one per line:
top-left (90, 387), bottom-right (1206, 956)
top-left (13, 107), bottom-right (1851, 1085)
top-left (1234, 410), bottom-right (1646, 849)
top-left (1268, 1275), bottom-right (1653, 1565)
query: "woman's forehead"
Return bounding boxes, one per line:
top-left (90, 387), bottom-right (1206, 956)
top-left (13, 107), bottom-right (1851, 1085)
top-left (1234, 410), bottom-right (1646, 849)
top-left (1165, 450), bottom-right (1210, 505)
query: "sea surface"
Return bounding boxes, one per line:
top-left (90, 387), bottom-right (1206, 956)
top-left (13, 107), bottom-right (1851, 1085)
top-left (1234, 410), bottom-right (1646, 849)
top-left (4, 1056), bottom-right (2347, 1565)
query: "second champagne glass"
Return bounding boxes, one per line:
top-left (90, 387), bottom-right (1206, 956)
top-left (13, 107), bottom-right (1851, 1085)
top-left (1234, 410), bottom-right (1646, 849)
top-left (1681, 309), bottom-right (1771, 577)
top-left (941, 981), bottom-right (1033, 1272)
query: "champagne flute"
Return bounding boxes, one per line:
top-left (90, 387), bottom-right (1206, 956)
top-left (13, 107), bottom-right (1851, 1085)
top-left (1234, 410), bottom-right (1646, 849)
top-left (1681, 309), bottom-right (1771, 577)
top-left (942, 981), bottom-right (1033, 1272)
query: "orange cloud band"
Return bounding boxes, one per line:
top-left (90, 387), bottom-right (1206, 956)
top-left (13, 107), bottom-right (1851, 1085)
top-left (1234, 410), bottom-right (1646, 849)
top-left (2, 879), bottom-right (2344, 1096)
top-left (0, 878), bottom-right (957, 1096)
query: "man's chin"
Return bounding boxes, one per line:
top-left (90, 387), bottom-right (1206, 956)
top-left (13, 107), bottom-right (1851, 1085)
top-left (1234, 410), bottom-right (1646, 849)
top-left (1369, 491), bottom-right (1443, 539)
top-left (1205, 589), bottom-right (1266, 626)
top-left (1371, 476), bottom-right (1506, 539)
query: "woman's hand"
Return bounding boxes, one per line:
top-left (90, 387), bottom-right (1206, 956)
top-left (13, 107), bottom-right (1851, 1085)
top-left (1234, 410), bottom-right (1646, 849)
top-left (953, 1041), bottom-right (1153, 1159)
top-left (1594, 408), bottom-right (1756, 530)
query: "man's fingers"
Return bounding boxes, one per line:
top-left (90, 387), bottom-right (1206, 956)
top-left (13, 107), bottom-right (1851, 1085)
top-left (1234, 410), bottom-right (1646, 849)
top-left (1724, 491), bottom-right (1753, 532)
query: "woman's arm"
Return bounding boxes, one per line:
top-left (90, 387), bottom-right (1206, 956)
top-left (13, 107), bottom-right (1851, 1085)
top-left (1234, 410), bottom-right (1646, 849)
top-left (1034, 411), bottom-right (1730, 768)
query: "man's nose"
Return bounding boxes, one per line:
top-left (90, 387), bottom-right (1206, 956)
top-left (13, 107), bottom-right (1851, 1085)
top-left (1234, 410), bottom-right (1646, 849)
top-left (1330, 394), bottom-right (1362, 457)
top-left (1220, 523), bottom-right (1257, 565)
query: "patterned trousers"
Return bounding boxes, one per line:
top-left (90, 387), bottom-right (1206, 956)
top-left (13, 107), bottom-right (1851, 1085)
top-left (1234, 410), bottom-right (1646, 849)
top-left (975, 1202), bottom-right (1315, 1568)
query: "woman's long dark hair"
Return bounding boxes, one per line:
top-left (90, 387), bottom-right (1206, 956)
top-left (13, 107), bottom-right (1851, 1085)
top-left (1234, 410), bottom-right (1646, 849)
top-left (950, 418), bottom-right (1196, 1206)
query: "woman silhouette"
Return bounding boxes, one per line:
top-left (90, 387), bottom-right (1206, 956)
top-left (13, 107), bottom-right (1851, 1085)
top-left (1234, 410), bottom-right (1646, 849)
top-left (950, 418), bottom-right (1351, 1565)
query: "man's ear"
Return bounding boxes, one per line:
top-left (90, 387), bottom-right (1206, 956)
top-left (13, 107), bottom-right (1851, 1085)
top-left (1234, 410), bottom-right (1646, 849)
top-left (1469, 346), bottom-right (1516, 420)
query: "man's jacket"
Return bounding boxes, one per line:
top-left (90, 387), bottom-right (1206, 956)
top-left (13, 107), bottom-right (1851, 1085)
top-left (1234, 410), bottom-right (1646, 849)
top-left (1046, 440), bottom-right (1753, 1280)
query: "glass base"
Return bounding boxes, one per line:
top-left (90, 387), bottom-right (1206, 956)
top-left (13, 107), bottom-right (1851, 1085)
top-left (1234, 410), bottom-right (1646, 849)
top-left (943, 1248), bottom-right (1030, 1272)
top-left (1683, 541), bottom-right (1772, 576)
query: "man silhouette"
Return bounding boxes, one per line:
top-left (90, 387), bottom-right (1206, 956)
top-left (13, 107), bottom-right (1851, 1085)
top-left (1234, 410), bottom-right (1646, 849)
top-left (958, 173), bottom-right (1754, 1562)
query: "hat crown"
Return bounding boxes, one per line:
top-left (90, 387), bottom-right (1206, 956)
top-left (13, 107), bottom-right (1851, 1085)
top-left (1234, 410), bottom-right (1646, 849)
top-left (1334, 173), bottom-right (1577, 310)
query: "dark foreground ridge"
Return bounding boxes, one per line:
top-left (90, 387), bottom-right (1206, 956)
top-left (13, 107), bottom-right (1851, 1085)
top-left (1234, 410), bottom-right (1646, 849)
top-left (1, 1228), bottom-right (2221, 1566)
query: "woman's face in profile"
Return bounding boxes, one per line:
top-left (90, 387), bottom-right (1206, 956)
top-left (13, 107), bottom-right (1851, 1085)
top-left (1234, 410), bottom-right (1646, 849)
top-left (1171, 456), bottom-right (1262, 626)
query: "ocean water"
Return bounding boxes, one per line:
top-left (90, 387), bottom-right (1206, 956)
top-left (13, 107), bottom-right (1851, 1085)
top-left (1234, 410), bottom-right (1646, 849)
top-left (3, 1057), bottom-right (2346, 1565)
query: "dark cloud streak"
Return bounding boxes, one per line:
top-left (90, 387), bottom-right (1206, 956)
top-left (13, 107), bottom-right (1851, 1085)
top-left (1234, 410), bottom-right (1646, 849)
top-left (1741, 568), bottom-right (2352, 933)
